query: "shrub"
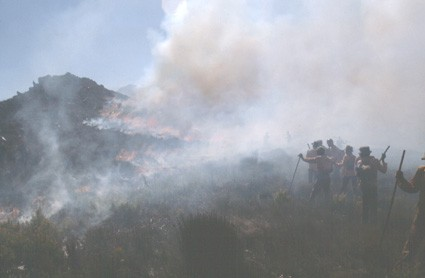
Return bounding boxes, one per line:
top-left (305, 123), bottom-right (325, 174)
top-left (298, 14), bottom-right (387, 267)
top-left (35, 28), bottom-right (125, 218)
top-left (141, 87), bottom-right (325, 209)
top-left (22, 209), bottom-right (66, 277)
top-left (81, 204), bottom-right (158, 277)
top-left (178, 213), bottom-right (246, 278)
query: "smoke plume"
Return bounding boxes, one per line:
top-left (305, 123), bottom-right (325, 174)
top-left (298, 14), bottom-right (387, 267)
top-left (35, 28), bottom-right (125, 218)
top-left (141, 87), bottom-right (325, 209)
top-left (128, 0), bottom-right (425, 159)
top-left (4, 0), bottom-right (425, 229)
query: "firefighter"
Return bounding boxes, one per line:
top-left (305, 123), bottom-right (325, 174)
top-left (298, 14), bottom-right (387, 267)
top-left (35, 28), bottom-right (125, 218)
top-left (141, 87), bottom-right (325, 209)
top-left (327, 139), bottom-right (344, 161)
top-left (327, 138), bottom-right (344, 187)
top-left (306, 141), bottom-right (319, 183)
top-left (299, 146), bottom-right (334, 203)
top-left (337, 145), bottom-right (358, 198)
top-left (355, 146), bottom-right (387, 224)
top-left (395, 156), bottom-right (425, 263)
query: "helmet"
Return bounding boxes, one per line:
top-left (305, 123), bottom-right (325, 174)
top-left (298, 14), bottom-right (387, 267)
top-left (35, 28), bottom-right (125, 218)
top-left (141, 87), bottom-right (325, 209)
top-left (345, 145), bottom-right (353, 153)
top-left (359, 146), bottom-right (371, 156)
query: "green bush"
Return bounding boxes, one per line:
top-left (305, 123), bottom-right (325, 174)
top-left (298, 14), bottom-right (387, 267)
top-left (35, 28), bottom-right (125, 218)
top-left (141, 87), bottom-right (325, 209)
top-left (81, 204), bottom-right (160, 278)
top-left (178, 213), bottom-right (247, 278)
top-left (22, 209), bottom-right (66, 277)
top-left (0, 221), bottom-right (24, 276)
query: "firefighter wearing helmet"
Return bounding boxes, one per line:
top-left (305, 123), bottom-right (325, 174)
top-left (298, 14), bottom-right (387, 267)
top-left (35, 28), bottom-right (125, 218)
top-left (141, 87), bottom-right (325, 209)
top-left (355, 146), bottom-right (387, 224)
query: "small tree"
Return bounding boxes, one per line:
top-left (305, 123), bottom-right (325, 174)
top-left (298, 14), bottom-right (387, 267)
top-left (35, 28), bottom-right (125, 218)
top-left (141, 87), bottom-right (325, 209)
top-left (178, 213), bottom-right (246, 278)
top-left (81, 204), bottom-right (157, 277)
top-left (22, 209), bottom-right (66, 277)
top-left (0, 221), bottom-right (24, 276)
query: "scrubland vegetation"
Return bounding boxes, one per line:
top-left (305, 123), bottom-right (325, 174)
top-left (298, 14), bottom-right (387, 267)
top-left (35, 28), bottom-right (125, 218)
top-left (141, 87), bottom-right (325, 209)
top-left (0, 152), bottom-right (424, 277)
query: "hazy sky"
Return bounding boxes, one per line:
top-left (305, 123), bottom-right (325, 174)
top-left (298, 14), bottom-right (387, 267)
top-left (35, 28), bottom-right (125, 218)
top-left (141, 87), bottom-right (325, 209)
top-left (0, 0), bottom-right (165, 100)
top-left (1, 0), bottom-right (425, 153)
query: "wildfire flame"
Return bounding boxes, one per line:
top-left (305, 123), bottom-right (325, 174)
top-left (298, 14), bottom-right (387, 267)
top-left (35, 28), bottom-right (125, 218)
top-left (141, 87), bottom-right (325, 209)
top-left (116, 149), bottom-right (137, 162)
top-left (0, 207), bottom-right (20, 223)
top-left (75, 185), bottom-right (91, 193)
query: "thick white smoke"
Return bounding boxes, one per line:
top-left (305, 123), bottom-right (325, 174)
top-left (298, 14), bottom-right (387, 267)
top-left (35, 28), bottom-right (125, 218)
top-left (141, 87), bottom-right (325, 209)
top-left (127, 0), bottom-right (425, 162)
top-left (8, 0), bottom-right (425, 227)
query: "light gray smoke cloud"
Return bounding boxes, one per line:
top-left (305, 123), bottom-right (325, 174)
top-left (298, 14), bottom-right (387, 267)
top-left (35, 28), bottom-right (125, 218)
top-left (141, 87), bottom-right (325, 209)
top-left (126, 0), bottom-right (425, 162)
top-left (11, 0), bottom-right (425, 227)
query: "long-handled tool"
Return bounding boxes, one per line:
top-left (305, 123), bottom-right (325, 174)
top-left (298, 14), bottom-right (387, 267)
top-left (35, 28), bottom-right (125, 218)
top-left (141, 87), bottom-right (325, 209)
top-left (379, 150), bottom-right (406, 247)
top-left (288, 156), bottom-right (301, 193)
top-left (380, 145), bottom-right (391, 162)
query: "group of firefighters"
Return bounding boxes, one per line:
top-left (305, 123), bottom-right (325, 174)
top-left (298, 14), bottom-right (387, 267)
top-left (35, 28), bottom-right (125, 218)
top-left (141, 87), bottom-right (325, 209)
top-left (298, 139), bottom-right (425, 265)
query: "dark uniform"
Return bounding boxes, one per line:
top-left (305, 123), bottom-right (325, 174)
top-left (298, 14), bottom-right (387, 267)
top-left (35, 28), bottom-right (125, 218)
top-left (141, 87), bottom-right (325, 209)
top-left (396, 164), bottom-right (425, 262)
top-left (355, 146), bottom-right (387, 224)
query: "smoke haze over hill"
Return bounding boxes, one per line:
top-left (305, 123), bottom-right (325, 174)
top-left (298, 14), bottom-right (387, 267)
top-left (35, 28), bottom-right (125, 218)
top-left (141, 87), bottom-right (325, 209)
top-left (2, 3), bottom-right (425, 276)
top-left (0, 74), bottom-right (186, 226)
top-left (2, 0), bottom-right (424, 153)
top-left (1, 0), bottom-right (425, 229)
top-left (125, 0), bottom-right (425, 156)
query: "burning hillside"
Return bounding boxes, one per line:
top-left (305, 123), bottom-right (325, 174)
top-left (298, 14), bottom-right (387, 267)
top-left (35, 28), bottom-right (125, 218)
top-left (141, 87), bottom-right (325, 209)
top-left (0, 73), bottom-right (185, 222)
